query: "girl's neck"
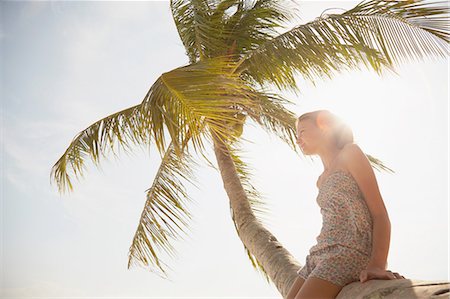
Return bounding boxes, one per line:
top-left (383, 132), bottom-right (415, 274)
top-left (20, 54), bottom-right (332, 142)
top-left (319, 145), bottom-right (341, 172)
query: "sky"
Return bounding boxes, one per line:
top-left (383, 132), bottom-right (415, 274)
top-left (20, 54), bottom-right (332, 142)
top-left (1, 0), bottom-right (448, 298)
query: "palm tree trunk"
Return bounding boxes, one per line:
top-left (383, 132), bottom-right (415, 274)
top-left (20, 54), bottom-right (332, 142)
top-left (211, 130), bottom-right (301, 296)
top-left (336, 280), bottom-right (450, 299)
top-left (211, 131), bottom-right (450, 298)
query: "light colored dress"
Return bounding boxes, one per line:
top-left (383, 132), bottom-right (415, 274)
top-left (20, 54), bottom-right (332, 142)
top-left (297, 169), bottom-right (374, 287)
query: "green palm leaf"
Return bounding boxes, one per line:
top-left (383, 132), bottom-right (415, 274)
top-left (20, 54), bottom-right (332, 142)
top-left (142, 55), bottom-right (263, 152)
top-left (169, 0), bottom-right (235, 61)
top-left (366, 153), bottom-right (395, 173)
top-left (127, 136), bottom-right (202, 278)
top-left (50, 104), bottom-right (152, 194)
top-left (217, 0), bottom-right (301, 57)
top-left (340, 0), bottom-right (449, 64)
top-left (236, 0), bottom-right (449, 95)
top-left (170, 0), bottom-right (301, 62)
top-left (51, 55), bottom-right (260, 194)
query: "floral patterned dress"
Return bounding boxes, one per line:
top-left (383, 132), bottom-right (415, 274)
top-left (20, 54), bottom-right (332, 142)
top-left (296, 169), bottom-right (374, 287)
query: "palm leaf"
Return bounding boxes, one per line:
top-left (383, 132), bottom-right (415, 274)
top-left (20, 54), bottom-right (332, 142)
top-left (127, 134), bottom-right (202, 278)
top-left (339, 0), bottom-right (449, 65)
top-left (169, 0), bottom-right (235, 61)
top-left (170, 0), bottom-right (301, 62)
top-left (141, 55), bottom-right (263, 153)
top-left (235, 0), bottom-right (449, 95)
top-left (216, 0), bottom-right (301, 58)
top-left (50, 104), bottom-right (152, 194)
top-left (366, 153), bottom-right (395, 173)
top-left (51, 55), bottom-right (261, 194)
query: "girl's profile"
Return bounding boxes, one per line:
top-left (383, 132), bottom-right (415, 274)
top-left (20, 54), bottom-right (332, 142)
top-left (287, 110), bottom-right (406, 299)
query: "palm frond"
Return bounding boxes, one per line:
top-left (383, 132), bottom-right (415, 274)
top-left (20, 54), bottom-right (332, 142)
top-left (50, 68), bottom-right (213, 195)
top-left (50, 104), bottom-right (152, 194)
top-left (340, 0), bottom-right (450, 65)
top-left (127, 136), bottom-right (202, 278)
top-left (141, 55), bottom-right (262, 154)
top-left (170, 0), bottom-right (301, 62)
top-left (51, 54), bottom-right (264, 193)
top-left (367, 153), bottom-right (395, 173)
top-left (169, 0), bottom-right (236, 62)
top-left (217, 0), bottom-right (301, 58)
top-left (235, 0), bottom-right (449, 95)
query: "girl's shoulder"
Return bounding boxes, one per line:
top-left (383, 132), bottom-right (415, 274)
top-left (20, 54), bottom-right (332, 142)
top-left (339, 143), bottom-right (365, 165)
top-left (335, 142), bottom-right (361, 169)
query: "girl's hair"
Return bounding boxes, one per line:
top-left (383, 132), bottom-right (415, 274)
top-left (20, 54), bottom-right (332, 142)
top-left (295, 109), bottom-right (354, 149)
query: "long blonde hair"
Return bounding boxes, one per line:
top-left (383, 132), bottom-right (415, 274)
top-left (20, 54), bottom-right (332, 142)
top-left (295, 110), bottom-right (354, 149)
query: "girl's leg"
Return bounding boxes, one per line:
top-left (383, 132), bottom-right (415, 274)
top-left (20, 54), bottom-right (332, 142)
top-left (294, 276), bottom-right (343, 299)
top-left (286, 276), bottom-right (305, 299)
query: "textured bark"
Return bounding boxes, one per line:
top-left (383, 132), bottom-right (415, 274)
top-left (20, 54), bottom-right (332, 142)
top-left (336, 279), bottom-right (450, 299)
top-left (211, 131), bottom-right (450, 298)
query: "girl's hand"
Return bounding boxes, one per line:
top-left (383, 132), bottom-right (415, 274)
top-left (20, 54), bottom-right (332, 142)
top-left (360, 267), bottom-right (406, 283)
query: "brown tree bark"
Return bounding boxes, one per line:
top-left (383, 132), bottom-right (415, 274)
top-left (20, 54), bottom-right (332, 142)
top-left (336, 279), bottom-right (450, 299)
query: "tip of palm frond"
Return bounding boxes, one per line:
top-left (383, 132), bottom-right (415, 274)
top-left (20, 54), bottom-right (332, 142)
top-left (126, 213), bottom-right (189, 280)
top-left (50, 157), bottom-right (76, 195)
top-left (367, 153), bottom-right (395, 174)
top-left (245, 246), bottom-right (271, 283)
top-left (127, 246), bottom-right (172, 280)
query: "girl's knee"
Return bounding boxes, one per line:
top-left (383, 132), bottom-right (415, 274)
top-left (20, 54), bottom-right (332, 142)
top-left (294, 276), bottom-right (343, 299)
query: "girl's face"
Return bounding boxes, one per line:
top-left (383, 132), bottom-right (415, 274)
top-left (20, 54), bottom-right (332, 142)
top-left (296, 118), bottom-right (326, 155)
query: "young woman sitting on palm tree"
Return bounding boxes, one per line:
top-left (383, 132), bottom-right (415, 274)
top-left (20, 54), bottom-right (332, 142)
top-left (287, 110), bottom-right (405, 299)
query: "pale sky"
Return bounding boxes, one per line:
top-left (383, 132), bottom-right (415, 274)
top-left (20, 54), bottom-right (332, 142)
top-left (1, 1), bottom-right (448, 298)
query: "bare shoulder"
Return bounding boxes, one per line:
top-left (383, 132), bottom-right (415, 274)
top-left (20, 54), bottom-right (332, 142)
top-left (339, 143), bottom-right (375, 183)
top-left (341, 143), bottom-right (365, 159)
top-left (337, 143), bottom-right (367, 170)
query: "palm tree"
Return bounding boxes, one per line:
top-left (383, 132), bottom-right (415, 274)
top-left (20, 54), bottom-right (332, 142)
top-left (50, 0), bottom-right (450, 297)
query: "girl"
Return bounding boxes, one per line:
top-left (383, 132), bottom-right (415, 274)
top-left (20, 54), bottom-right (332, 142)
top-left (287, 110), bottom-right (405, 299)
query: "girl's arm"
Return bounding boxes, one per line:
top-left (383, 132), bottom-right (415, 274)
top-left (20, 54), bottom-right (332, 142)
top-left (368, 215), bottom-right (391, 269)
